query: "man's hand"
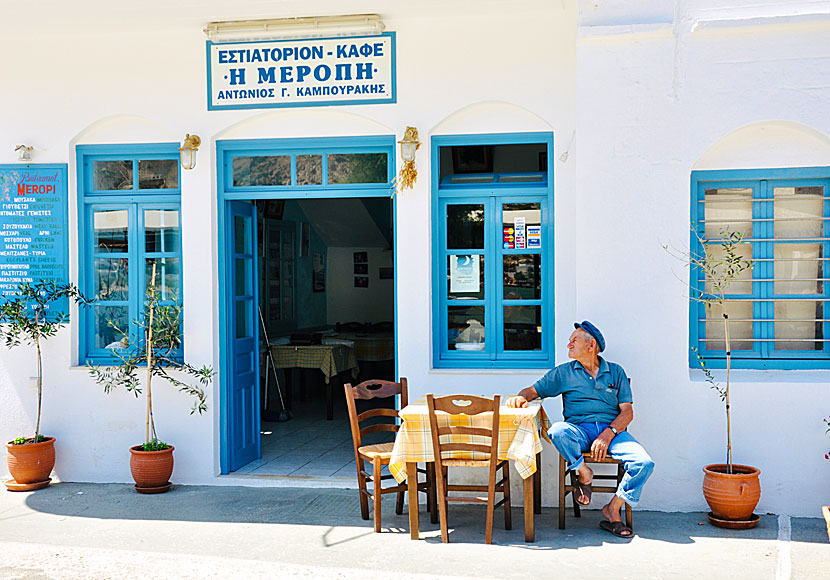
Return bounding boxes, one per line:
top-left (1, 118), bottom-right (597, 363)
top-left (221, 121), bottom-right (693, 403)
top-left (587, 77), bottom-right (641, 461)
top-left (505, 395), bottom-right (528, 408)
top-left (590, 430), bottom-right (615, 461)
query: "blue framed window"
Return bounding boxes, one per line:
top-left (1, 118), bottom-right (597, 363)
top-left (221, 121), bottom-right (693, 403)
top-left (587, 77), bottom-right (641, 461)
top-left (432, 134), bottom-right (554, 369)
top-left (691, 167), bottom-right (830, 369)
top-left (77, 145), bottom-right (183, 363)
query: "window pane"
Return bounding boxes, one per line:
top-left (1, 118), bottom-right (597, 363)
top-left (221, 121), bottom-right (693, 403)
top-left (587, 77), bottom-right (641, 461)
top-left (504, 306), bottom-right (542, 351)
top-left (447, 255), bottom-right (484, 300)
top-left (93, 161), bottom-right (132, 190)
top-left (503, 254), bottom-right (541, 299)
top-left (94, 210), bottom-right (129, 253)
top-left (449, 175), bottom-right (494, 184)
top-left (773, 186), bottom-right (824, 239)
top-left (704, 243), bottom-right (753, 296)
top-left (235, 299), bottom-right (250, 338)
top-left (327, 153), bottom-right (387, 184)
top-left (145, 210), bottom-right (180, 253)
top-left (296, 155), bottom-right (322, 185)
top-left (775, 300), bottom-right (824, 351)
top-left (499, 174), bottom-right (544, 183)
top-left (94, 305), bottom-right (129, 350)
top-left (234, 216), bottom-right (248, 254)
top-left (774, 243), bottom-right (823, 294)
top-left (235, 258), bottom-right (248, 297)
top-left (446, 204), bottom-right (484, 249)
top-left (138, 159), bottom-right (178, 189)
top-left (448, 305), bottom-right (485, 350)
top-left (703, 301), bottom-right (753, 351)
top-left (502, 203), bottom-right (541, 250)
top-left (704, 188), bottom-right (752, 239)
top-left (233, 155), bottom-right (290, 186)
top-left (145, 258), bottom-right (180, 301)
top-left (94, 258), bottom-right (129, 300)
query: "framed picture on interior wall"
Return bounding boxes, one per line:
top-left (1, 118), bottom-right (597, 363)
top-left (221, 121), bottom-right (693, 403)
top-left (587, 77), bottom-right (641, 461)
top-left (452, 145), bottom-right (493, 174)
top-left (354, 276), bottom-right (369, 288)
top-left (301, 223), bottom-right (310, 257)
top-left (378, 267), bottom-right (393, 280)
top-left (354, 263), bottom-right (368, 275)
top-left (265, 199), bottom-right (285, 220)
top-left (312, 253), bottom-right (325, 292)
top-left (353, 251), bottom-right (368, 264)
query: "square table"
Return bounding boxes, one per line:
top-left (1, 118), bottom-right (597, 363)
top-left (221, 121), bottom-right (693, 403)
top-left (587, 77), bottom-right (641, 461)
top-left (389, 399), bottom-right (551, 542)
top-left (268, 344), bottom-right (359, 420)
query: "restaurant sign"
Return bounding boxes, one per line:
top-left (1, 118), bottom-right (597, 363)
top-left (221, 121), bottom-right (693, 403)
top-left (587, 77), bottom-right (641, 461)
top-left (0, 165), bottom-right (69, 319)
top-left (207, 32), bottom-right (396, 110)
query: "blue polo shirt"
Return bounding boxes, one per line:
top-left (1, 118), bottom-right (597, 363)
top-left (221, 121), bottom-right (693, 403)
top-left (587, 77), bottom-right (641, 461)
top-left (532, 358), bottom-right (632, 424)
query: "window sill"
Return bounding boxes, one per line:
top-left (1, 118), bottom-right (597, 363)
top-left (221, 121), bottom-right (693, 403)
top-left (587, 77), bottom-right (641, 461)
top-left (689, 367), bottom-right (830, 384)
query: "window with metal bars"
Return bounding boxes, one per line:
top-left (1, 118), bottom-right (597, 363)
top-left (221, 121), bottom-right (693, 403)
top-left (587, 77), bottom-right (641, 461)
top-left (690, 167), bottom-right (830, 369)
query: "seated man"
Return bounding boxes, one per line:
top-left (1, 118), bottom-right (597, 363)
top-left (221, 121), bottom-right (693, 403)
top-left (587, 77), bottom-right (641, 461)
top-left (506, 321), bottom-right (654, 538)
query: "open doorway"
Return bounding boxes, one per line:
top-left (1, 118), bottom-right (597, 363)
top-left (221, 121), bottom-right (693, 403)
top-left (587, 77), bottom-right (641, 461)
top-left (237, 196), bottom-right (396, 478)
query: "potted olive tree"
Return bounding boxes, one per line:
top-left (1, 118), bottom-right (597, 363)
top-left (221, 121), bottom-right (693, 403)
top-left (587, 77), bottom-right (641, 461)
top-left (88, 264), bottom-right (212, 493)
top-left (667, 227), bottom-right (761, 527)
top-left (1, 280), bottom-right (91, 491)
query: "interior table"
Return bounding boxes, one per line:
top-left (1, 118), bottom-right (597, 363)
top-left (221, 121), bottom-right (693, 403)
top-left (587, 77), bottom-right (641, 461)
top-left (389, 399), bottom-right (550, 542)
top-left (268, 344), bottom-right (359, 420)
top-left (330, 332), bottom-right (395, 362)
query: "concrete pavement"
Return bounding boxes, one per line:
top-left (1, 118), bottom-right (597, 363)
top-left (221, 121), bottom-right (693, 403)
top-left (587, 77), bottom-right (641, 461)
top-left (0, 482), bottom-right (827, 580)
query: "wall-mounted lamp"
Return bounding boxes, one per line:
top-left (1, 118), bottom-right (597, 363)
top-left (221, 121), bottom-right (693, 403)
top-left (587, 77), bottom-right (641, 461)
top-left (15, 144), bottom-right (33, 162)
top-left (396, 127), bottom-right (421, 192)
top-left (179, 134), bottom-right (201, 170)
top-left (205, 14), bottom-right (385, 43)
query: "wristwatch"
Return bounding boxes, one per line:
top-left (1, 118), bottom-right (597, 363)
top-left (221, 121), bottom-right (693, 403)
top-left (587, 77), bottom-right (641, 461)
top-left (608, 426), bottom-right (619, 435)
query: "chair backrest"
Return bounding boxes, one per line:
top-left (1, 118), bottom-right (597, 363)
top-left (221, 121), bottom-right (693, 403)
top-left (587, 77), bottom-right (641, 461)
top-left (426, 394), bottom-right (501, 469)
top-left (344, 378), bottom-right (408, 451)
top-left (337, 321), bottom-right (366, 333)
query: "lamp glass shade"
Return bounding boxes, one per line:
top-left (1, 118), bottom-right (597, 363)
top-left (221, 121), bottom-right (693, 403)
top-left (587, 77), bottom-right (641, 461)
top-left (400, 142), bottom-right (416, 163)
top-left (180, 148), bottom-right (197, 170)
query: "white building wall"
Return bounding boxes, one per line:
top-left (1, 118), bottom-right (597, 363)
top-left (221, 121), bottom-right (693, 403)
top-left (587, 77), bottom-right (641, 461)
top-left (0, 1), bottom-right (828, 516)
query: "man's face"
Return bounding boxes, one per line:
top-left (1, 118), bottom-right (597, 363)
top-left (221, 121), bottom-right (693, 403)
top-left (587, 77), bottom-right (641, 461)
top-left (567, 330), bottom-right (594, 360)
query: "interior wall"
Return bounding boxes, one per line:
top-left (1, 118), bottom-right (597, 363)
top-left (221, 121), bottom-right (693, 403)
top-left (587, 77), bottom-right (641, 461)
top-left (282, 201), bottom-right (328, 329)
top-left (326, 247), bottom-right (394, 325)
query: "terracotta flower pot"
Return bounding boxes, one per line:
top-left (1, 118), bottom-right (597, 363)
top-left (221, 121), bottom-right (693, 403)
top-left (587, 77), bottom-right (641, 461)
top-left (5, 436), bottom-right (56, 490)
top-left (702, 463), bottom-right (761, 521)
top-left (129, 445), bottom-right (174, 493)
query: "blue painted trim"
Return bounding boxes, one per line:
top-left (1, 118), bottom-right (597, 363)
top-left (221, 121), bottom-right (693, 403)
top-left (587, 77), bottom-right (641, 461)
top-left (431, 132), bottom-right (554, 369)
top-left (76, 144), bottom-right (181, 365)
top-left (690, 166), bottom-right (830, 370)
top-left (217, 134), bottom-right (396, 473)
top-left (206, 32), bottom-right (396, 111)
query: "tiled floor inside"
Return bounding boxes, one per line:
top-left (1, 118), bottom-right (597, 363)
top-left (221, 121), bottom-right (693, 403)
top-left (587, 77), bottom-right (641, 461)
top-left (234, 377), bottom-right (395, 478)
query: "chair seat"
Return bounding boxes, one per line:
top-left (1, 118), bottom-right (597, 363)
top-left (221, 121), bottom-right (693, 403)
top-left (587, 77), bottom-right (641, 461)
top-left (358, 442), bottom-right (395, 459)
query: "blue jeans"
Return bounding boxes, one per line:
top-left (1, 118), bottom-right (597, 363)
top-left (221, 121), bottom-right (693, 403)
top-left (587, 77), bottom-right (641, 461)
top-left (549, 421), bottom-right (654, 507)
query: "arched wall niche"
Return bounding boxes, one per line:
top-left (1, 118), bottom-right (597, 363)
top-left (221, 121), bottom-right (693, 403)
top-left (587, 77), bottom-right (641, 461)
top-left (71, 114), bottom-right (176, 146)
top-left (693, 121), bottom-right (830, 171)
top-left (430, 101), bottom-right (553, 136)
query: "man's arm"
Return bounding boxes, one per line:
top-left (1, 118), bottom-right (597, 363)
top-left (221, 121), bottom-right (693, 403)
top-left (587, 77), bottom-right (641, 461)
top-left (505, 386), bottom-right (539, 408)
top-left (590, 402), bottom-right (633, 461)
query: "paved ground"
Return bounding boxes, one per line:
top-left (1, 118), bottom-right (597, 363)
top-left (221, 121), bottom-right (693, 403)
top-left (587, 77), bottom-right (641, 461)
top-left (0, 483), bottom-right (828, 580)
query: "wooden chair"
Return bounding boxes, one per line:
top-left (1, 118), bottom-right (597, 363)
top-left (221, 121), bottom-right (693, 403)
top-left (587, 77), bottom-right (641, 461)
top-left (558, 452), bottom-right (633, 530)
top-left (426, 394), bottom-right (511, 544)
top-left (344, 378), bottom-right (434, 532)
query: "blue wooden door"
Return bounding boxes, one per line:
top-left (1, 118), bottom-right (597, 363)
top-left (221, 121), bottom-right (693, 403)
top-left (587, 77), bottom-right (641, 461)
top-left (228, 201), bottom-right (260, 471)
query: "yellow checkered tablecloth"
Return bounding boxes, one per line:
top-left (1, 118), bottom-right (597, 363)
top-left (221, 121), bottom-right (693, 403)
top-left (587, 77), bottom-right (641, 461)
top-left (268, 344), bottom-right (359, 383)
top-left (331, 332), bottom-right (395, 362)
top-left (389, 400), bottom-right (551, 483)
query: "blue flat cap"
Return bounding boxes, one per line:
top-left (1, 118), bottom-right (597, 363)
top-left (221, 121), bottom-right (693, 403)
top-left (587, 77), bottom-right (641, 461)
top-left (574, 321), bottom-right (605, 352)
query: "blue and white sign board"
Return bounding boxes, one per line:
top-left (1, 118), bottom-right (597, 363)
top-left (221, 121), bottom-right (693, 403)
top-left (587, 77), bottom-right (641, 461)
top-left (0, 165), bottom-right (69, 319)
top-left (207, 32), bottom-right (396, 110)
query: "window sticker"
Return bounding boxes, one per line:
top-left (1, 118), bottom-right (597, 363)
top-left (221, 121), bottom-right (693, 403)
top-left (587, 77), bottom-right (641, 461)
top-left (450, 255), bottom-right (480, 293)
top-left (527, 225), bottom-right (541, 248)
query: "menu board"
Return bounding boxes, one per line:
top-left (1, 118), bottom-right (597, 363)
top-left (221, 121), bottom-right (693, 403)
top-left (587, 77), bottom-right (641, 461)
top-left (0, 165), bottom-right (69, 319)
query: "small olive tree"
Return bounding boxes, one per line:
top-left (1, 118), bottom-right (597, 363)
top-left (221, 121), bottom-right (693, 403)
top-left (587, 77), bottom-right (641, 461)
top-left (88, 264), bottom-right (212, 449)
top-left (0, 280), bottom-right (92, 443)
top-left (666, 227), bottom-right (753, 473)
